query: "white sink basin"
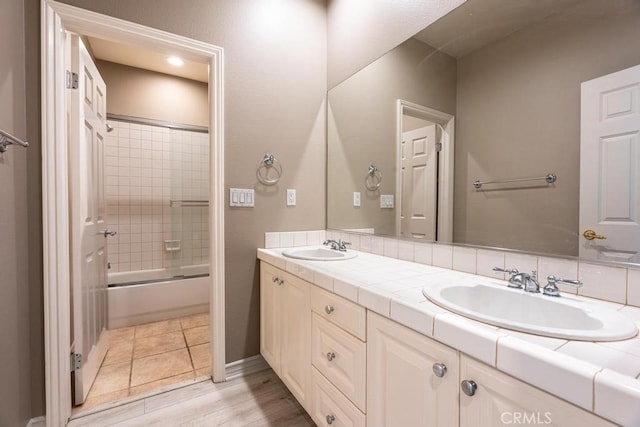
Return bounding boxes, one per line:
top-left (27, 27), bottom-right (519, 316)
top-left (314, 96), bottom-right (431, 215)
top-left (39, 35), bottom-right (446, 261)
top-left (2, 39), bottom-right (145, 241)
top-left (423, 281), bottom-right (638, 341)
top-left (282, 246), bottom-right (357, 261)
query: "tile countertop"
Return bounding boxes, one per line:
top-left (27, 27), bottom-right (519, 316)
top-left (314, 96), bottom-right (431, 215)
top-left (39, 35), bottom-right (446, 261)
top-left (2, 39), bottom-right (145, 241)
top-left (257, 247), bottom-right (640, 426)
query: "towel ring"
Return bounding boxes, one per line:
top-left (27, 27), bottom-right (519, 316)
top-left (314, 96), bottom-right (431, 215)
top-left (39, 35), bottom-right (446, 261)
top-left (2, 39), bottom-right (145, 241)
top-left (257, 153), bottom-right (283, 186)
top-left (365, 165), bottom-right (382, 191)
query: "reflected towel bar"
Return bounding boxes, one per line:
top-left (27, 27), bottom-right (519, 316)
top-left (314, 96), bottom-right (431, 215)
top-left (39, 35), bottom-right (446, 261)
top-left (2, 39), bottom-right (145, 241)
top-left (0, 128), bottom-right (29, 153)
top-left (170, 200), bottom-right (210, 207)
top-left (473, 173), bottom-right (557, 189)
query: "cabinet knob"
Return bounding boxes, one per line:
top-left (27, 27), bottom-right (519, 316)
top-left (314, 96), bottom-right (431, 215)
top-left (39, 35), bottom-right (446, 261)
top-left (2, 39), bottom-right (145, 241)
top-left (432, 363), bottom-right (447, 378)
top-left (461, 380), bottom-right (477, 396)
top-left (278, 279), bottom-right (284, 286)
top-left (325, 305), bottom-right (335, 315)
top-left (326, 414), bottom-right (336, 425)
top-left (326, 352), bottom-right (336, 362)
top-left (272, 276), bottom-right (279, 283)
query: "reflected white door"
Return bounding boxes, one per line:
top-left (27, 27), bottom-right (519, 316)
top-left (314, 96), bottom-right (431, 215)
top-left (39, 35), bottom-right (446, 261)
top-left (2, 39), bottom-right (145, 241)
top-left (580, 64), bottom-right (640, 263)
top-left (400, 125), bottom-right (437, 239)
top-left (69, 35), bottom-right (110, 405)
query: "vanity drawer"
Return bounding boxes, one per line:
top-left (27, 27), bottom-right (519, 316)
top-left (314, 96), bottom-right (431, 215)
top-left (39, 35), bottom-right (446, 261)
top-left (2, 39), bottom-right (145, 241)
top-left (311, 286), bottom-right (366, 341)
top-left (311, 367), bottom-right (366, 427)
top-left (312, 313), bottom-right (366, 411)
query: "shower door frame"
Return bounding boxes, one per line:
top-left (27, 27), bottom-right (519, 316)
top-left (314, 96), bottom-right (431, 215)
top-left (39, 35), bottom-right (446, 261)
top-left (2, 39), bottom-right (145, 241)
top-left (42, 1), bottom-right (226, 425)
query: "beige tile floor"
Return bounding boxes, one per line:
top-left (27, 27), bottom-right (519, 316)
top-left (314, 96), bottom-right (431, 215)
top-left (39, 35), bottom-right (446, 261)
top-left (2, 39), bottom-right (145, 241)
top-left (77, 312), bottom-right (211, 411)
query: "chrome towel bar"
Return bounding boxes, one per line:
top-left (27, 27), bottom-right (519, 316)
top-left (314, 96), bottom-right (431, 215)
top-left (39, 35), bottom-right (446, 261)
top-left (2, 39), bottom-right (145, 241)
top-left (473, 173), bottom-right (557, 189)
top-left (0, 128), bottom-right (29, 153)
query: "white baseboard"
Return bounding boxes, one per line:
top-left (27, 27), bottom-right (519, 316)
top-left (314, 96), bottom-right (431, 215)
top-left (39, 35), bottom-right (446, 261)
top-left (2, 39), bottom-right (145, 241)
top-left (26, 416), bottom-right (45, 427)
top-left (225, 354), bottom-right (269, 381)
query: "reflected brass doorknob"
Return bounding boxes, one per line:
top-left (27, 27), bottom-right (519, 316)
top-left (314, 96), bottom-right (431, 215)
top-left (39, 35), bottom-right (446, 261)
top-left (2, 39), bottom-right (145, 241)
top-left (583, 229), bottom-right (606, 240)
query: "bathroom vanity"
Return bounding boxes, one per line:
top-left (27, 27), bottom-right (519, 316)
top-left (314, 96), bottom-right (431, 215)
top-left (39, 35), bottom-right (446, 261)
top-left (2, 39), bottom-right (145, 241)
top-left (258, 247), bottom-right (640, 426)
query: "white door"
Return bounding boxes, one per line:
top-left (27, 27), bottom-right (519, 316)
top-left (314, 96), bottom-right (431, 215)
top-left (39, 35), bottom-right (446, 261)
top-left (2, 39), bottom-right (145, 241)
top-left (400, 125), bottom-right (437, 239)
top-left (580, 64), bottom-right (640, 263)
top-left (69, 35), bottom-right (110, 405)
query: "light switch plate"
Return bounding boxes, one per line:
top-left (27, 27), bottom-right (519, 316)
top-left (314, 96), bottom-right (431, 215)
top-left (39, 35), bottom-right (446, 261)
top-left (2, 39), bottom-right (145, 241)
top-left (230, 188), bottom-right (255, 207)
top-left (287, 189), bottom-right (296, 206)
top-left (353, 192), bottom-right (361, 207)
top-left (380, 194), bottom-right (394, 209)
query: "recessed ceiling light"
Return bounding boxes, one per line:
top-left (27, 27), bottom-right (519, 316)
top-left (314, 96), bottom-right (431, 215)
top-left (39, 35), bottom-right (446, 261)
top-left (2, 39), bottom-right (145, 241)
top-left (167, 56), bottom-right (184, 67)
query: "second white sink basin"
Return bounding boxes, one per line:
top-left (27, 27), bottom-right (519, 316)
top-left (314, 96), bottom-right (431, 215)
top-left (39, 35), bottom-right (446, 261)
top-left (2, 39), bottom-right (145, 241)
top-left (423, 281), bottom-right (638, 341)
top-left (282, 246), bottom-right (357, 261)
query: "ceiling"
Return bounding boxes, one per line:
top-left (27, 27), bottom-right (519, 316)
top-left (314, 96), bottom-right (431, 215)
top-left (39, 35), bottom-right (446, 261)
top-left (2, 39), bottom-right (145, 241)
top-left (414, 0), bottom-right (630, 58)
top-left (86, 36), bottom-right (209, 83)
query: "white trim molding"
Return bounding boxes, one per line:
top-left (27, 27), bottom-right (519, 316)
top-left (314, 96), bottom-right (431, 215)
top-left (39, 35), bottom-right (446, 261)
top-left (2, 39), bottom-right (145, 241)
top-left (396, 99), bottom-right (455, 242)
top-left (41, 2), bottom-right (225, 425)
top-left (225, 355), bottom-right (270, 382)
top-left (27, 416), bottom-right (46, 427)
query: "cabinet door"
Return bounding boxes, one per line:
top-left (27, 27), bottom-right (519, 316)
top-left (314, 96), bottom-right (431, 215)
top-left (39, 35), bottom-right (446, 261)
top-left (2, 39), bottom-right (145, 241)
top-left (367, 312), bottom-right (459, 427)
top-left (459, 355), bottom-right (615, 427)
top-left (280, 273), bottom-right (311, 409)
top-left (260, 262), bottom-right (281, 374)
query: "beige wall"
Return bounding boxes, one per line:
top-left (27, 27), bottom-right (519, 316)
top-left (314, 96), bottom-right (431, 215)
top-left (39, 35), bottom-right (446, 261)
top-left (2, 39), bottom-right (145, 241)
top-left (0, 0), bottom-right (41, 424)
top-left (327, 0), bottom-right (465, 88)
top-left (96, 60), bottom-right (209, 127)
top-left (58, 0), bottom-right (327, 364)
top-left (454, 12), bottom-right (640, 255)
top-left (328, 38), bottom-right (456, 235)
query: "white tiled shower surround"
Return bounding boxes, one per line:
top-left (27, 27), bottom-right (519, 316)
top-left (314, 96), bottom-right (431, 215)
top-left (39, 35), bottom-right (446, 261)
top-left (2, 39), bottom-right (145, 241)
top-left (264, 229), bottom-right (640, 308)
top-left (105, 120), bottom-right (209, 274)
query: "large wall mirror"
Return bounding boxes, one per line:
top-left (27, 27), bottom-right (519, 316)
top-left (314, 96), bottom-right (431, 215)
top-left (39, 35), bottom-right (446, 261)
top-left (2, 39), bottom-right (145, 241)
top-left (327, 0), bottom-right (640, 265)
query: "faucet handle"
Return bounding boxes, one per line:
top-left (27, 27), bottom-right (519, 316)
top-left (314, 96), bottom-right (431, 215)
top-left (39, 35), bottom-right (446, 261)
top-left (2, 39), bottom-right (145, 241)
top-left (543, 275), bottom-right (583, 297)
top-left (492, 267), bottom-right (518, 275)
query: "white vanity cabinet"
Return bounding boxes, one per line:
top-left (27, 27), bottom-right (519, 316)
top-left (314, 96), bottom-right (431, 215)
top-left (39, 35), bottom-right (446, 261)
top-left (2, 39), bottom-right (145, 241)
top-left (310, 286), bottom-right (367, 426)
top-left (367, 311), bottom-right (459, 427)
top-left (459, 355), bottom-right (615, 427)
top-left (259, 261), bottom-right (311, 410)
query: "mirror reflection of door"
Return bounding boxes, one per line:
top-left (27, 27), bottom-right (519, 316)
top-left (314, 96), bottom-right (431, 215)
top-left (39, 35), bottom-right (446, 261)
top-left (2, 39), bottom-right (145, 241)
top-left (400, 116), bottom-right (438, 240)
top-left (580, 63), bottom-right (640, 263)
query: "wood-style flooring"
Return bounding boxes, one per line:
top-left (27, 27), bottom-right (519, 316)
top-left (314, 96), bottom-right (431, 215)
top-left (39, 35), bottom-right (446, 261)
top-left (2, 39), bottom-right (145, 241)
top-left (68, 369), bottom-right (315, 426)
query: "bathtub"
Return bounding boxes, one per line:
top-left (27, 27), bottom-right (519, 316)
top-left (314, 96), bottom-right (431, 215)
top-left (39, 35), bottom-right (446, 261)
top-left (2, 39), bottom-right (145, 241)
top-left (107, 265), bottom-right (210, 328)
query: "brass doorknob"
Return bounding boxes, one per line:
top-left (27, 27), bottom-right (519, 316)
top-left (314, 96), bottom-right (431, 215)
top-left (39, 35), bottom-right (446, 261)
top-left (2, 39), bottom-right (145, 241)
top-left (583, 229), bottom-right (606, 240)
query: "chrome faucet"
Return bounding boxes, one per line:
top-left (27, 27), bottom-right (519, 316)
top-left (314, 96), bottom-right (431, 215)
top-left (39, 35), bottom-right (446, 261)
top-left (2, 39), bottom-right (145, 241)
top-left (323, 239), bottom-right (351, 252)
top-left (493, 267), bottom-right (540, 293)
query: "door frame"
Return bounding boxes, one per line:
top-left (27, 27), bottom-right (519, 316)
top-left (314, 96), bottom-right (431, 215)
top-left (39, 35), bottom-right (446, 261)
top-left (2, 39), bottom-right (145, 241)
top-left (42, 1), bottom-right (226, 425)
top-left (396, 100), bottom-right (454, 241)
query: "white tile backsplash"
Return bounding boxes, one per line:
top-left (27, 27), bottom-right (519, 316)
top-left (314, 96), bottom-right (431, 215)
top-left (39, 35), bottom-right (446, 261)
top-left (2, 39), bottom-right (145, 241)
top-left (383, 238), bottom-right (399, 258)
top-left (452, 246), bottom-right (477, 274)
top-left (279, 232), bottom-right (294, 248)
top-left (476, 249), bottom-right (505, 279)
top-left (293, 231), bottom-right (307, 247)
top-left (413, 242), bottom-right (433, 265)
top-left (628, 268), bottom-right (640, 307)
top-left (398, 240), bottom-right (414, 261)
top-left (504, 252), bottom-right (538, 277)
top-left (432, 244), bottom-right (453, 269)
top-left (578, 262), bottom-right (627, 304)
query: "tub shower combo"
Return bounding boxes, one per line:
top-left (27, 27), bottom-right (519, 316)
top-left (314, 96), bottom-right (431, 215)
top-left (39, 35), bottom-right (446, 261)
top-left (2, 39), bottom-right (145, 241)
top-left (105, 116), bottom-right (210, 328)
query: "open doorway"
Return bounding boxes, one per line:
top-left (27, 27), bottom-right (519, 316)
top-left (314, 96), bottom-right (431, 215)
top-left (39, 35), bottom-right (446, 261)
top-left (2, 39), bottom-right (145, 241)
top-left (42, 2), bottom-right (225, 425)
top-left (396, 100), bottom-right (455, 242)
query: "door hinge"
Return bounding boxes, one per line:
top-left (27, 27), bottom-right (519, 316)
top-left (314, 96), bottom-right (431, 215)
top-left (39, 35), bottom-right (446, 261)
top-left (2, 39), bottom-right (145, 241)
top-left (71, 352), bottom-right (82, 372)
top-left (66, 70), bottom-right (79, 89)
top-left (435, 142), bottom-right (443, 152)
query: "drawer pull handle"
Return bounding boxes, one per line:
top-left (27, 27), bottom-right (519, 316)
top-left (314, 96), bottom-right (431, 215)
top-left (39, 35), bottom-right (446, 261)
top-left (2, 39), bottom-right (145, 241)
top-left (325, 305), bottom-right (335, 315)
top-left (461, 380), bottom-right (477, 396)
top-left (326, 352), bottom-right (336, 362)
top-left (326, 415), bottom-right (336, 425)
top-left (432, 363), bottom-right (447, 378)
